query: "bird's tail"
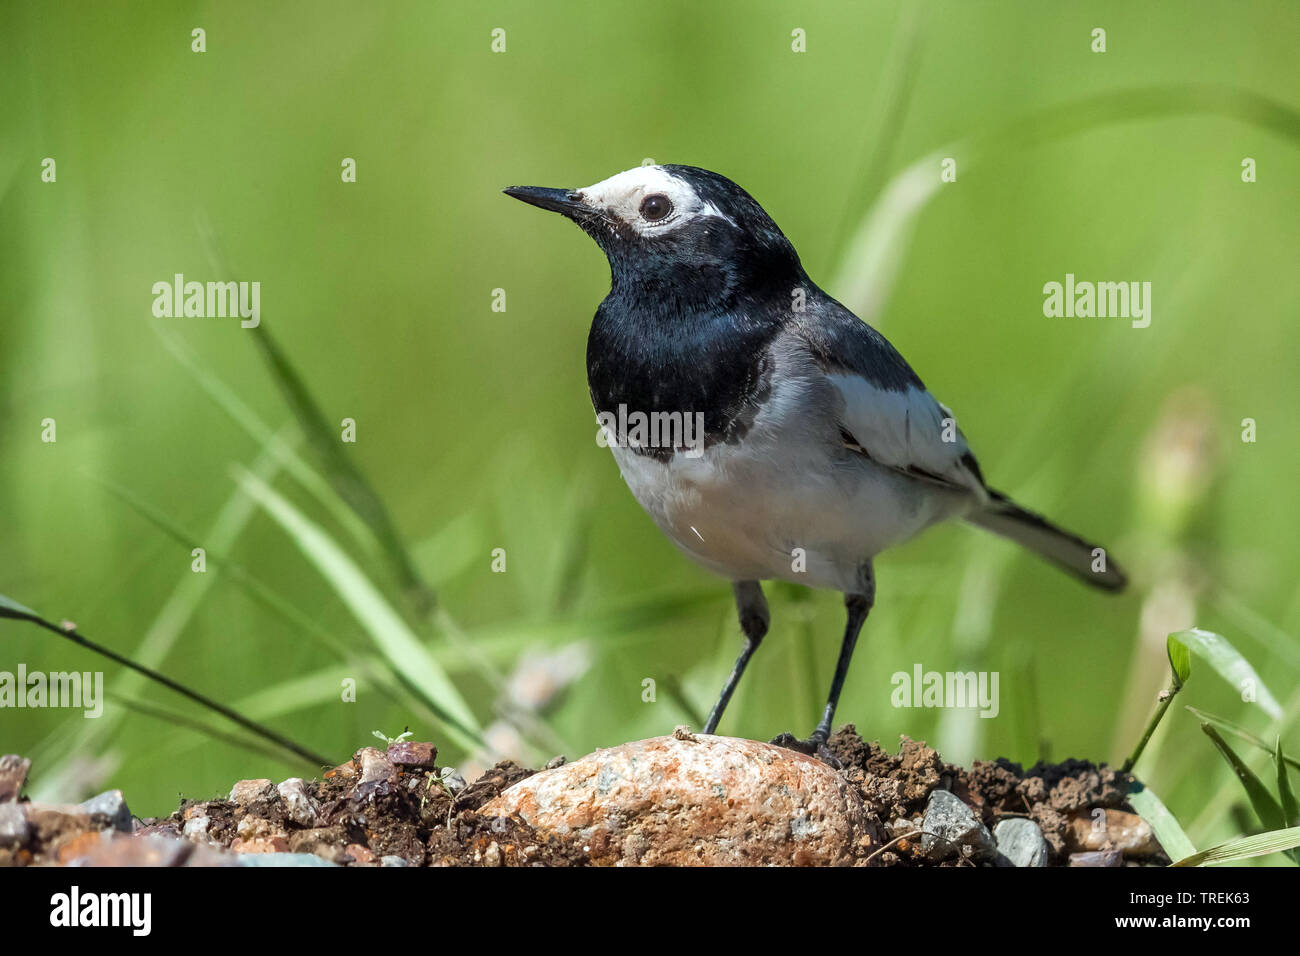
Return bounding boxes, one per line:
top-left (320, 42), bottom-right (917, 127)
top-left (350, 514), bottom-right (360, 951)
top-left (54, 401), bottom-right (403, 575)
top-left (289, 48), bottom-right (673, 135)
top-left (965, 490), bottom-right (1127, 592)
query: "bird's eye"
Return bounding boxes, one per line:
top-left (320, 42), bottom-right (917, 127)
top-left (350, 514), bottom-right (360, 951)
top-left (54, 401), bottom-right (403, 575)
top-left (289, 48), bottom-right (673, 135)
top-left (639, 194), bottom-right (673, 222)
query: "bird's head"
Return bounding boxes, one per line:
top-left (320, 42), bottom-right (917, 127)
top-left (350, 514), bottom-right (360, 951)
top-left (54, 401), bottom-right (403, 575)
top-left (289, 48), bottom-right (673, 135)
top-left (505, 165), bottom-right (802, 302)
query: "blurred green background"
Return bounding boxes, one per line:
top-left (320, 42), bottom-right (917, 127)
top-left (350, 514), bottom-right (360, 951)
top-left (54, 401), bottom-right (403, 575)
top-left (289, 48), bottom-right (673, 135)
top-left (2, 0), bottom-right (1298, 857)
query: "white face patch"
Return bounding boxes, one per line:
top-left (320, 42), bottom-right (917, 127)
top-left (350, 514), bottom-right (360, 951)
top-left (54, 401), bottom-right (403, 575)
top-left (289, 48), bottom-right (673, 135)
top-left (575, 166), bottom-right (736, 238)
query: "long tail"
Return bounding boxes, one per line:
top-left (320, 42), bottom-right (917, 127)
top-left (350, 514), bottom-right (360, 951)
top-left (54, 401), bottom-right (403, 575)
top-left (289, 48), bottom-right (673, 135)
top-left (965, 489), bottom-right (1127, 592)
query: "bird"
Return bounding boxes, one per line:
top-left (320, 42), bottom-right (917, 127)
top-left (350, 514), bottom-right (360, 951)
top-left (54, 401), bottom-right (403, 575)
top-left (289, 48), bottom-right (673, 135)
top-left (504, 164), bottom-right (1125, 759)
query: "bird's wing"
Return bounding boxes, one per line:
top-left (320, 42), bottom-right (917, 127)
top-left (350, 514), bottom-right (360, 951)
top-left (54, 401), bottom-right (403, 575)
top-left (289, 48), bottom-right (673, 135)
top-left (795, 300), bottom-right (989, 500)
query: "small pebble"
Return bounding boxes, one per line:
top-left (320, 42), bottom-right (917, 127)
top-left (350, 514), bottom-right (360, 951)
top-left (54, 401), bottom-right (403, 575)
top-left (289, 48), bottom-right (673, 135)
top-left (1069, 849), bottom-right (1123, 867)
top-left (355, 748), bottom-right (397, 785)
top-left (0, 755), bottom-right (31, 802)
top-left (277, 778), bottom-right (318, 828)
top-left (387, 741), bottom-right (438, 770)
top-left (234, 852), bottom-right (339, 867)
top-left (921, 789), bottom-right (997, 862)
top-left (993, 818), bottom-right (1049, 867)
top-left (228, 779), bottom-right (274, 807)
top-left (0, 802), bottom-right (31, 846)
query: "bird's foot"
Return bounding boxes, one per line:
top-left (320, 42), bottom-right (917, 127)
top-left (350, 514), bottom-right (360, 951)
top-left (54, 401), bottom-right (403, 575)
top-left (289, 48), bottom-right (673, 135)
top-left (770, 732), bottom-right (842, 770)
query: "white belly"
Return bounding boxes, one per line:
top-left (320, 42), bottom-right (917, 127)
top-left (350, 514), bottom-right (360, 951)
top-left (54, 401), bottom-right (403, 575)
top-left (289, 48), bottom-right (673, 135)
top-left (606, 380), bottom-right (972, 593)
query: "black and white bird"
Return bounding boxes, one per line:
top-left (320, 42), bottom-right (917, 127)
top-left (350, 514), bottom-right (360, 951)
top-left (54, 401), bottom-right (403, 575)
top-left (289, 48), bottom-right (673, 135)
top-left (505, 164), bottom-right (1125, 756)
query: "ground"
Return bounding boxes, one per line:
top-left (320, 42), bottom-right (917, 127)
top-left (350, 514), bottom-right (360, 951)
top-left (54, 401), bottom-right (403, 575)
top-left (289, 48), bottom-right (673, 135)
top-left (0, 728), bottom-right (1166, 867)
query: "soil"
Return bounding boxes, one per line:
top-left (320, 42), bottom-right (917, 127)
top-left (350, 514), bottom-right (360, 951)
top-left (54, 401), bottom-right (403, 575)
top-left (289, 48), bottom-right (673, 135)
top-left (3, 728), bottom-right (1159, 867)
top-left (825, 725), bottom-right (1138, 865)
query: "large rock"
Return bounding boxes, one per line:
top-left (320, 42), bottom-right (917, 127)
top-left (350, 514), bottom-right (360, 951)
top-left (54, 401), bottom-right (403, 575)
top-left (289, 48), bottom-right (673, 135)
top-left (481, 733), bottom-right (880, 866)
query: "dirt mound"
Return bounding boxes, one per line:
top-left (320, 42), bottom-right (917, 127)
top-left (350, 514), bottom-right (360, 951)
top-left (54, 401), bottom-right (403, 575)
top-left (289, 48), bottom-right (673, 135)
top-left (0, 729), bottom-right (1164, 867)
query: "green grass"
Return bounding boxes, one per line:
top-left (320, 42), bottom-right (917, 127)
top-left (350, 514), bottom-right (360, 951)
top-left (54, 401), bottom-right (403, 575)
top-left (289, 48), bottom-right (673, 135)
top-left (2, 0), bottom-right (1299, 865)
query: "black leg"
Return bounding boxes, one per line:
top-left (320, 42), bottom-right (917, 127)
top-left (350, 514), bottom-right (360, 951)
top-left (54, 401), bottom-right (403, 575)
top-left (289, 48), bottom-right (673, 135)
top-left (701, 581), bottom-right (768, 734)
top-left (811, 589), bottom-right (873, 743)
top-left (772, 563), bottom-right (874, 763)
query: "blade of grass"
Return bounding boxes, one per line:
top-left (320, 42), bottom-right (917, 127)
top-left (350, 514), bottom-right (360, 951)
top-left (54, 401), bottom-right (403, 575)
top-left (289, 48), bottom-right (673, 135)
top-left (1173, 628), bottom-right (1281, 719)
top-left (1210, 592), bottom-right (1300, 672)
top-left (154, 328), bottom-right (380, 563)
top-left (161, 263), bottom-right (523, 743)
top-left (105, 693), bottom-right (291, 765)
top-left (1186, 706), bottom-right (1300, 771)
top-left (1276, 739), bottom-right (1299, 828)
top-left (90, 472), bottom-right (456, 733)
top-left (1127, 780), bottom-right (1197, 861)
top-left (0, 598), bottom-right (332, 768)
top-left (831, 85), bottom-right (1300, 325)
top-left (249, 325), bottom-right (435, 616)
top-left (1122, 634), bottom-right (1190, 772)
top-left (196, 215), bottom-right (435, 617)
top-left (232, 466), bottom-right (482, 752)
top-left (1189, 682), bottom-right (1300, 837)
top-left (1201, 723), bottom-right (1286, 831)
top-left (27, 444), bottom-right (287, 801)
top-left (1171, 825), bottom-right (1300, 867)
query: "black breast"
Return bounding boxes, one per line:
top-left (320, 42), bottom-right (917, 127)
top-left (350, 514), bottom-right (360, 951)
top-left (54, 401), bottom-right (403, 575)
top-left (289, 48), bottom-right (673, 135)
top-left (586, 296), bottom-right (782, 459)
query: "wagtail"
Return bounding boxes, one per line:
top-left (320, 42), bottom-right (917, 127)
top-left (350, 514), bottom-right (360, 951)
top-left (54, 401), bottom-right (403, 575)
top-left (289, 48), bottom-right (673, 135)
top-left (505, 165), bottom-right (1125, 758)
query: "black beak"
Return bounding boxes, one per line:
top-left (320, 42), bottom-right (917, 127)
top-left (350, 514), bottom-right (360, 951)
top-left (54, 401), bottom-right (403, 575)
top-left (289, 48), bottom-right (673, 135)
top-left (503, 185), bottom-right (588, 219)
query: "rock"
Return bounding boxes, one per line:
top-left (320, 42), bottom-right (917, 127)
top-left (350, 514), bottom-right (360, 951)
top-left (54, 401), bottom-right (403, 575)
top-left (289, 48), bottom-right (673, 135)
top-left (135, 821), bottom-right (181, 840)
top-left (0, 803), bottom-right (29, 846)
top-left (482, 734), bottom-right (880, 866)
top-left (438, 767), bottom-right (467, 793)
top-left (344, 843), bottom-right (375, 864)
top-left (324, 759), bottom-right (357, 781)
top-left (182, 812), bottom-right (211, 840)
top-left (1069, 849), bottom-right (1123, 867)
top-left (228, 779), bottom-right (274, 807)
top-left (73, 833), bottom-right (196, 867)
top-left (277, 778), bottom-right (318, 828)
top-left (380, 854), bottom-right (409, 867)
top-left (0, 755), bottom-right (31, 802)
top-left (387, 741), bottom-right (437, 770)
top-left (56, 829), bottom-right (110, 863)
top-left (1067, 809), bottom-right (1159, 857)
top-left (921, 789), bottom-right (997, 862)
top-left (287, 826), bottom-right (347, 863)
top-left (355, 747), bottom-right (397, 785)
top-left (234, 852), bottom-right (338, 867)
top-left (26, 806), bottom-right (97, 853)
top-left (993, 818), bottom-right (1049, 867)
top-left (232, 816), bottom-right (289, 853)
top-left (182, 843), bottom-right (240, 867)
top-left (230, 836), bottom-right (290, 854)
top-left (78, 790), bottom-right (132, 833)
top-left (237, 816), bottom-right (283, 839)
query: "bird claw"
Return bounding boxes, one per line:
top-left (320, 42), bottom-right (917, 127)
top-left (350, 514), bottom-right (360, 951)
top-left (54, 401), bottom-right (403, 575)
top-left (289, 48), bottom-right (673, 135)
top-left (769, 732), bottom-right (842, 770)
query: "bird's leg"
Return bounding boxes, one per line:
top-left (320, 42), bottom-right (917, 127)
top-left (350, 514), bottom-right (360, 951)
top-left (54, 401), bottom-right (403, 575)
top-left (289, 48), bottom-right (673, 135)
top-left (701, 581), bottom-right (769, 734)
top-left (772, 564), bottom-right (874, 766)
